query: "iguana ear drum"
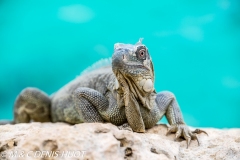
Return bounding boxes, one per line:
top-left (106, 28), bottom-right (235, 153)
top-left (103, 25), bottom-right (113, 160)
top-left (143, 79), bottom-right (153, 92)
top-left (138, 79), bottom-right (153, 93)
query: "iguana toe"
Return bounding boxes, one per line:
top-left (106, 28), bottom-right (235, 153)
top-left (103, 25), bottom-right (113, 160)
top-left (118, 123), bottom-right (133, 132)
top-left (192, 129), bottom-right (208, 136)
top-left (166, 124), bottom-right (204, 148)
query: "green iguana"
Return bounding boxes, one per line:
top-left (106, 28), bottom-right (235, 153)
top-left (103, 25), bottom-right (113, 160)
top-left (5, 39), bottom-right (207, 148)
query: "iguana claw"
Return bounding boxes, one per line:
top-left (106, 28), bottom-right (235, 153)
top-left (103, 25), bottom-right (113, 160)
top-left (166, 124), bottom-right (208, 149)
top-left (192, 129), bottom-right (208, 136)
top-left (118, 123), bottom-right (133, 132)
top-left (186, 137), bottom-right (191, 149)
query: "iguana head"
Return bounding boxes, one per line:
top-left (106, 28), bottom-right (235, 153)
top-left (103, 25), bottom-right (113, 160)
top-left (112, 38), bottom-right (156, 132)
top-left (112, 38), bottom-right (155, 94)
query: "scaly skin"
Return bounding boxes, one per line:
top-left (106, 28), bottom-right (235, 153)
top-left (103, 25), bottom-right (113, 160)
top-left (11, 39), bottom-right (206, 148)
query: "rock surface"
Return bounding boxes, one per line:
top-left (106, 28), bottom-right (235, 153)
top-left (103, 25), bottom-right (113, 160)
top-left (0, 123), bottom-right (239, 160)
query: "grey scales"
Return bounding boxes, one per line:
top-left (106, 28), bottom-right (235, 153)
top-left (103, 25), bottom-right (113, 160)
top-left (10, 39), bottom-right (207, 148)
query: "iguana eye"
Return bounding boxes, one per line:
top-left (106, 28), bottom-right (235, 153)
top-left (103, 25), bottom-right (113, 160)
top-left (139, 49), bottom-right (146, 57)
top-left (136, 48), bottom-right (146, 60)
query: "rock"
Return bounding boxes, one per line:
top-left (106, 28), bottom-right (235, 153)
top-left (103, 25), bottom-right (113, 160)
top-left (0, 123), bottom-right (239, 160)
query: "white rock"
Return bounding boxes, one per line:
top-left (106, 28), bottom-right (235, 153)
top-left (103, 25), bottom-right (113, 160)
top-left (0, 123), bottom-right (239, 160)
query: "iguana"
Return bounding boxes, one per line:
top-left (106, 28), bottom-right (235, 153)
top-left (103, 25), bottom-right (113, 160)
top-left (7, 39), bottom-right (206, 148)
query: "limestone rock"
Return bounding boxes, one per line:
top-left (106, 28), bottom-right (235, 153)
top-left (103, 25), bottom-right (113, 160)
top-left (0, 123), bottom-right (239, 160)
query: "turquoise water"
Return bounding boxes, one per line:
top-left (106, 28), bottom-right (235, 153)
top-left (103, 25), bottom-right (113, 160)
top-left (0, 0), bottom-right (239, 128)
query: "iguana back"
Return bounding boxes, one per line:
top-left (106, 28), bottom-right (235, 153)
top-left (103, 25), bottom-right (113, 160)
top-left (51, 66), bottom-right (117, 123)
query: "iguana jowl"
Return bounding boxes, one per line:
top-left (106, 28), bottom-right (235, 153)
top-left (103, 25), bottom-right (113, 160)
top-left (12, 39), bottom-right (206, 148)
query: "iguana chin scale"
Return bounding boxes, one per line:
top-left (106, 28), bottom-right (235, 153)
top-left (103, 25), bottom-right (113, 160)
top-left (11, 38), bottom-right (206, 148)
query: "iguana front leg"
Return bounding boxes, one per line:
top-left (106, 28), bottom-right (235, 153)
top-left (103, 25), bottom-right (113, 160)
top-left (156, 91), bottom-right (206, 148)
top-left (73, 87), bottom-right (109, 122)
